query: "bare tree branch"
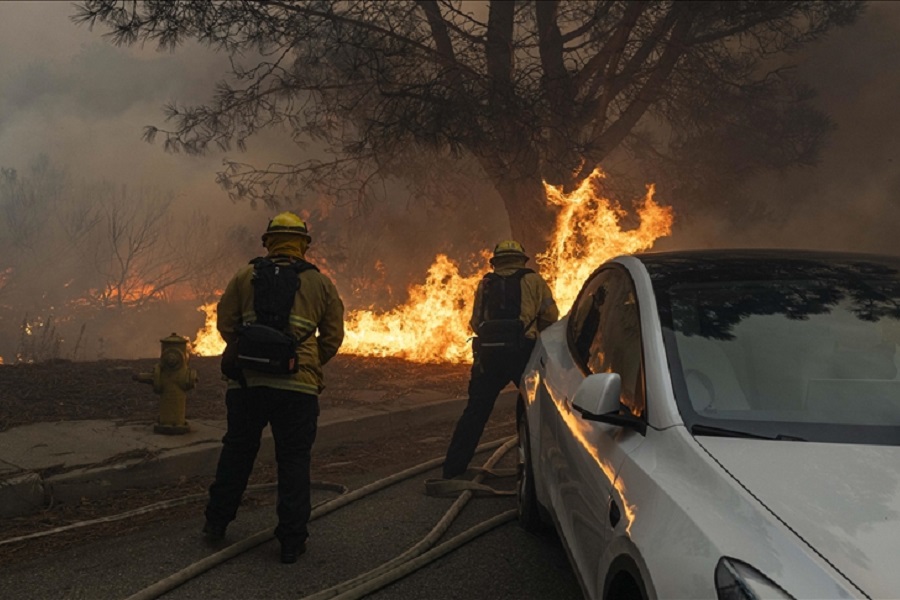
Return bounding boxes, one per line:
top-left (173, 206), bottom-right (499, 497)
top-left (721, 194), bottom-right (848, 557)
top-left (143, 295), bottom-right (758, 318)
top-left (74, 0), bottom-right (864, 254)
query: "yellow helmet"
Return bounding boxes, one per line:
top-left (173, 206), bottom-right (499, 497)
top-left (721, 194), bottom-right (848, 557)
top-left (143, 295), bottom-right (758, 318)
top-left (261, 212), bottom-right (312, 243)
top-left (491, 239), bottom-right (529, 263)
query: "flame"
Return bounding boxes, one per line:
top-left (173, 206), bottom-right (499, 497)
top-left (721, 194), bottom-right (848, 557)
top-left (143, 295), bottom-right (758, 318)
top-left (343, 253), bottom-right (490, 362)
top-left (538, 167), bottom-right (673, 312)
top-left (191, 167), bottom-right (674, 362)
top-left (192, 298), bottom-right (226, 356)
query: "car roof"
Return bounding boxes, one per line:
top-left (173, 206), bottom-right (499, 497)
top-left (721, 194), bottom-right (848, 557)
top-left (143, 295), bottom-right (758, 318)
top-left (630, 248), bottom-right (900, 282)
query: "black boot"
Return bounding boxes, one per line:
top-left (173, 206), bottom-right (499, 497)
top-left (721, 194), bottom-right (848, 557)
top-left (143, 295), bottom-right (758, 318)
top-left (202, 521), bottom-right (227, 544)
top-left (280, 541), bottom-right (307, 564)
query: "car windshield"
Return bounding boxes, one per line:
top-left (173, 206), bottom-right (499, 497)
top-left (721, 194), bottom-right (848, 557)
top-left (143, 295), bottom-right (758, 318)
top-left (649, 253), bottom-right (900, 445)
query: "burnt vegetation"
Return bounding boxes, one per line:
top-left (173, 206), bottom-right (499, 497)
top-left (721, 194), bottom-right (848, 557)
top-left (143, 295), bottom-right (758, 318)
top-left (0, 354), bottom-right (469, 432)
top-left (0, 156), bottom-right (257, 362)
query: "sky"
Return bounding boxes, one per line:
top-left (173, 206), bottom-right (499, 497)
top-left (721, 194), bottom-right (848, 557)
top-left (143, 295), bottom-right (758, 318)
top-left (2, 1), bottom-right (900, 254)
top-left (0, 0), bottom-right (276, 230)
top-left (665, 1), bottom-right (900, 254)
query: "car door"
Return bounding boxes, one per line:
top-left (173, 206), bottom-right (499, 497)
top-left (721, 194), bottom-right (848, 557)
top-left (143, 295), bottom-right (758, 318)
top-left (553, 265), bottom-right (648, 597)
top-left (539, 268), bottom-right (613, 517)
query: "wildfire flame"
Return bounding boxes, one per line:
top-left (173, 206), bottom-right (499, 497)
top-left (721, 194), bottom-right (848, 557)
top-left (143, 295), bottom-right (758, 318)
top-left (538, 168), bottom-right (673, 311)
top-left (191, 167), bottom-right (673, 363)
top-left (191, 299), bottom-right (225, 356)
top-left (343, 253), bottom-right (489, 362)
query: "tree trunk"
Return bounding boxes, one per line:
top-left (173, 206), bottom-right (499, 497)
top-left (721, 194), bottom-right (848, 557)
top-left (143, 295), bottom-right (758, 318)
top-left (492, 172), bottom-right (559, 265)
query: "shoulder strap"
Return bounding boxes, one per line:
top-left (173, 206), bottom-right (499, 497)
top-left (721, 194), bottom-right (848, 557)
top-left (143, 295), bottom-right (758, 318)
top-left (284, 259), bottom-right (319, 344)
top-left (512, 269), bottom-right (540, 330)
top-left (289, 259), bottom-right (319, 275)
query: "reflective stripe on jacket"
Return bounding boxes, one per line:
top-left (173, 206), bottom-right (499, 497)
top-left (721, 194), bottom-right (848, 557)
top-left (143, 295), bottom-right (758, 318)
top-left (217, 258), bottom-right (344, 395)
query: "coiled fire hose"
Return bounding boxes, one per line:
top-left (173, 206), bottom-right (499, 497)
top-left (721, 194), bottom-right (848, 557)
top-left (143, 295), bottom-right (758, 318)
top-left (123, 436), bottom-right (517, 600)
top-left (0, 436), bottom-right (518, 600)
top-left (0, 482), bottom-right (348, 548)
top-left (301, 437), bottom-right (517, 600)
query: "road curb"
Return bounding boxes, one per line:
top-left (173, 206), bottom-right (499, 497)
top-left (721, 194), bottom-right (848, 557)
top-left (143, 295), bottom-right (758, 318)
top-left (0, 472), bottom-right (46, 517)
top-left (1, 394), bottom-right (509, 519)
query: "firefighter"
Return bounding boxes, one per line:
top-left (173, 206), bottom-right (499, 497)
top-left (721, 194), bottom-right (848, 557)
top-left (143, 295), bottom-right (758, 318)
top-left (203, 212), bottom-right (344, 564)
top-left (442, 240), bottom-right (558, 479)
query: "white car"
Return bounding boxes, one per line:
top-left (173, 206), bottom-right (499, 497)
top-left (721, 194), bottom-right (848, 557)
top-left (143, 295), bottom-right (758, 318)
top-left (517, 250), bottom-right (900, 600)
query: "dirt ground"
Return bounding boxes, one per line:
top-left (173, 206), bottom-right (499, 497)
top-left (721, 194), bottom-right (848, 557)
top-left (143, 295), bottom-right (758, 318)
top-left (0, 354), bottom-right (471, 432)
top-left (0, 354), bottom-right (520, 566)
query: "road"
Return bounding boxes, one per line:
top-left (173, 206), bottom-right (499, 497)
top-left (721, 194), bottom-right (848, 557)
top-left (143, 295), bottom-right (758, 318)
top-left (1, 405), bottom-right (582, 599)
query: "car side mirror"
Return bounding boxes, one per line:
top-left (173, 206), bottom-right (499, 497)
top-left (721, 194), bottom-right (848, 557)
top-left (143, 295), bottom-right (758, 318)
top-left (572, 373), bottom-right (647, 435)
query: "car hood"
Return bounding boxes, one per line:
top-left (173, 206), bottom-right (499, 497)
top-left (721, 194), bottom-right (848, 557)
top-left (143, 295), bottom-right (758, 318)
top-left (698, 438), bottom-right (900, 598)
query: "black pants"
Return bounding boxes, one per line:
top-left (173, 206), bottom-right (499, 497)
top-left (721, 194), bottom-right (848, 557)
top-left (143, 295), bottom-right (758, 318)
top-left (443, 348), bottom-right (532, 479)
top-left (205, 387), bottom-right (319, 547)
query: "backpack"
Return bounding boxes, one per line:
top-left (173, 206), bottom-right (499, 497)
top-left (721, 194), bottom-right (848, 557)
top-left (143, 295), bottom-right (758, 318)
top-left (221, 256), bottom-right (319, 380)
top-left (473, 268), bottom-right (535, 366)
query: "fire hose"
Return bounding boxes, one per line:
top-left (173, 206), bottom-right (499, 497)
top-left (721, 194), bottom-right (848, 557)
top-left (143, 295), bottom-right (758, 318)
top-left (300, 437), bottom-right (517, 600)
top-left (1, 436), bottom-right (519, 599)
top-left (121, 436), bottom-right (517, 600)
top-left (0, 482), bottom-right (348, 548)
top-left (0, 436), bottom-right (521, 599)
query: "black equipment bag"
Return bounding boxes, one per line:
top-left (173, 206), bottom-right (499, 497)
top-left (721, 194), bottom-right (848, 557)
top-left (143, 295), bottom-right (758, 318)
top-left (473, 268), bottom-right (534, 366)
top-left (221, 256), bottom-right (318, 379)
top-left (233, 322), bottom-right (299, 374)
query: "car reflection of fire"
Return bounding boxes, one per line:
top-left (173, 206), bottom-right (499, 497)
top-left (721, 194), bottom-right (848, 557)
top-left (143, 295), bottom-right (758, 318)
top-left (546, 374), bottom-right (635, 532)
top-left (191, 167), bottom-right (673, 363)
top-left (522, 370), bottom-right (540, 406)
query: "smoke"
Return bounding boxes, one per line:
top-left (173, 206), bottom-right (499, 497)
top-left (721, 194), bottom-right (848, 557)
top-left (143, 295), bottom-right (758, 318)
top-left (661, 2), bottom-right (900, 254)
top-left (0, 20), bottom-right (221, 186)
top-left (0, 0), bottom-right (507, 360)
top-left (1, 2), bottom-right (899, 360)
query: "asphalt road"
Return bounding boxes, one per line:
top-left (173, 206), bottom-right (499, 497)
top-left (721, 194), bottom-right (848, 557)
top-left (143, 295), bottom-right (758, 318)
top-left (1, 412), bottom-right (582, 599)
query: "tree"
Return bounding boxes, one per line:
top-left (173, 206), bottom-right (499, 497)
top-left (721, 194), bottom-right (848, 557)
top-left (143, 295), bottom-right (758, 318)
top-left (74, 1), bottom-right (862, 255)
top-left (0, 154), bottom-right (250, 361)
top-left (0, 156), bottom-right (69, 307)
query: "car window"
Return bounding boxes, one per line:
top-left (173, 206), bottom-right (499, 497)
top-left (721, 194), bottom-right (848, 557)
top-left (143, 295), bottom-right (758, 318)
top-left (586, 268), bottom-right (645, 418)
top-left (568, 267), bottom-right (645, 419)
top-left (567, 269), bottom-right (613, 368)
top-left (648, 257), bottom-right (900, 445)
top-left (669, 283), bottom-right (900, 423)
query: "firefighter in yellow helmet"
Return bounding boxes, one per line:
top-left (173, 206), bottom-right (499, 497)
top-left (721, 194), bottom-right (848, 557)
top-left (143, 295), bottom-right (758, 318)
top-left (442, 240), bottom-right (558, 479)
top-left (204, 212), bottom-right (344, 564)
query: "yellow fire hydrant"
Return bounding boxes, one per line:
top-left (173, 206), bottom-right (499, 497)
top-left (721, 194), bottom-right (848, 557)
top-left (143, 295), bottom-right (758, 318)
top-left (133, 333), bottom-right (198, 434)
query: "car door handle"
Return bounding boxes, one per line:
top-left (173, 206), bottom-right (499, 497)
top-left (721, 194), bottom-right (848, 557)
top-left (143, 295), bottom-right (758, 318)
top-left (609, 498), bottom-right (621, 528)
